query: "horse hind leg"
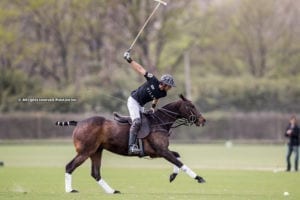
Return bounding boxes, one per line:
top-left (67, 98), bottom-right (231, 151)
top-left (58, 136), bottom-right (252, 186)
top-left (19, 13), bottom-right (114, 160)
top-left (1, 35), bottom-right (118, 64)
top-left (90, 149), bottom-right (120, 194)
top-left (65, 154), bottom-right (89, 193)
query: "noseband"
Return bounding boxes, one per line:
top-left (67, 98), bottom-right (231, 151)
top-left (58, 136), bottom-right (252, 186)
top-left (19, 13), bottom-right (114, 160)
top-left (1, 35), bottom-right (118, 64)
top-left (188, 111), bottom-right (198, 125)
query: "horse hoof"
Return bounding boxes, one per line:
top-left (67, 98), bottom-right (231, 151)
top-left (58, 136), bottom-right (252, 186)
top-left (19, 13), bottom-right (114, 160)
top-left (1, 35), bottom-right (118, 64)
top-left (114, 190), bottom-right (121, 194)
top-left (169, 173), bottom-right (178, 182)
top-left (70, 189), bottom-right (79, 193)
top-left (195, 176), bottom-right (206, 183)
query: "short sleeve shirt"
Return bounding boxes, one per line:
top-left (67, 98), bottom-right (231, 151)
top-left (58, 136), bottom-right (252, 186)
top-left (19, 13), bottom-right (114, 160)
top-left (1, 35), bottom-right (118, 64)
top-left (131, 72), bottom-right (167, 106)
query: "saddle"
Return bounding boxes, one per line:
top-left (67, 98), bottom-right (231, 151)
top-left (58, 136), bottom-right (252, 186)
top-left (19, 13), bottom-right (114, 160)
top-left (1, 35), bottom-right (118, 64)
top-left (113, 112), bottom-right (151, 139)
top-left (113, 112), bottom-right (171, 157)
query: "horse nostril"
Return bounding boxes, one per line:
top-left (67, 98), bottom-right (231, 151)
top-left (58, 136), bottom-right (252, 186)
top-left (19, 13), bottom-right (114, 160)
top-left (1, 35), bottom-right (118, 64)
top-left (199, 117), bottom-right (206, 123)
top-left (201, 119), bottom-right (206, 126)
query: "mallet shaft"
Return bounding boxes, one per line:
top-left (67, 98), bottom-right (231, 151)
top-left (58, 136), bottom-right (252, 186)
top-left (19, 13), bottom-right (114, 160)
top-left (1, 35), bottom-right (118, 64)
top-left (128, 0), bottom-right (167, 51)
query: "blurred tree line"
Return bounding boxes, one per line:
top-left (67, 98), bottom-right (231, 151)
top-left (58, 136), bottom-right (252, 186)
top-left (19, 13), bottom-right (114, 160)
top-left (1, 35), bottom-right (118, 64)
top-left (0, 0), bottom-right (299, 114)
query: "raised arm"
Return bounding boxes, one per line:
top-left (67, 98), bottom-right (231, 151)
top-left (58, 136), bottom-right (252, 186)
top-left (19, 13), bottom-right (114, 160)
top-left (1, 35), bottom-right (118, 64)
top-left (124, 51), bottom-right (146, 76)
top-left (130, 61), bottom-right (146, 76)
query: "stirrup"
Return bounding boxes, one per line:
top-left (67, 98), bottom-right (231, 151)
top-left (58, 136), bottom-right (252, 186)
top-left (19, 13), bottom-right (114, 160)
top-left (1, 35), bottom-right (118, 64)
top-left (129, 144), bottom-right (141, 154)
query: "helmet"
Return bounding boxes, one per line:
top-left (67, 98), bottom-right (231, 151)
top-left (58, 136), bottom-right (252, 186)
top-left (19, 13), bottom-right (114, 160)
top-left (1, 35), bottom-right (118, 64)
top-left (160, 74), bottom-right (176, 87)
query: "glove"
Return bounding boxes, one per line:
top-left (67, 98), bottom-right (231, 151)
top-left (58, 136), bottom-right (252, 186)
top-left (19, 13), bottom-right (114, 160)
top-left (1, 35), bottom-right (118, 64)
top-left (123, 51), bottom-right (132, 63)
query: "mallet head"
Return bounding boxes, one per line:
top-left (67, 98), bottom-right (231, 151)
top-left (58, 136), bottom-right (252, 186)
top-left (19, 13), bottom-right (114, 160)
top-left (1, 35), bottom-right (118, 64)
top-left (154, 0), bottom-right (167, 6)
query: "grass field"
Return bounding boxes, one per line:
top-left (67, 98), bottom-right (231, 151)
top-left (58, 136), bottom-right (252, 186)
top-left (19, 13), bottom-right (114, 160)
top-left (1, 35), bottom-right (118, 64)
top-left (0, 142), bottom-right (300, 200)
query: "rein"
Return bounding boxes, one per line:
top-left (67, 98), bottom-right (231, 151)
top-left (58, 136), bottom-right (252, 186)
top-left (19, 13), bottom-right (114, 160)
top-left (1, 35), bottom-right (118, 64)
top-left (151, 107), bottom-right (196, 129)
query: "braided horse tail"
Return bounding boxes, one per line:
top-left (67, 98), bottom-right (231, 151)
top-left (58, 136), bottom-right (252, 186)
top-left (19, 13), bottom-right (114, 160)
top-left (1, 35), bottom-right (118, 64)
top-left (55, 120), bottom-right (77, 126)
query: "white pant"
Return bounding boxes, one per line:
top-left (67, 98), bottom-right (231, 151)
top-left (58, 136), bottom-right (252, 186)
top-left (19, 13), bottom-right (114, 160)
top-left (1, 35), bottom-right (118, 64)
top-left (127, 96), bottom-right (144, 120)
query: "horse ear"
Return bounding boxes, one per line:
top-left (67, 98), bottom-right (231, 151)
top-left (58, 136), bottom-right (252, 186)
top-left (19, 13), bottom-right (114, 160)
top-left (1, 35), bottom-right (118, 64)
top-left (179, 94), bottom-right (187, 101)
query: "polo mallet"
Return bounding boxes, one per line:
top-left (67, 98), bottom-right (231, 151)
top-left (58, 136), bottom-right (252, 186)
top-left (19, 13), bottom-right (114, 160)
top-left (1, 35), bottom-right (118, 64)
top-left (128, 0), bottom-right (167, 52)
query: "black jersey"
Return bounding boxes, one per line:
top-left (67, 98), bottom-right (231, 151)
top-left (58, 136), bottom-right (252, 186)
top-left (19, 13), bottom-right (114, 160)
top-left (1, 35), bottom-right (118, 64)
top-left (131, 72), bottom-right (167, 106)
top-left (285, 124), bottom-right (300, 146)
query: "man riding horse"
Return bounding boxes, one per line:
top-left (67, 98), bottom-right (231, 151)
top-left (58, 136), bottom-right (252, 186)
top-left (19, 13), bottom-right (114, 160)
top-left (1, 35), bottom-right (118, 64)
top-left (123, 51), bottom-right (176, 155)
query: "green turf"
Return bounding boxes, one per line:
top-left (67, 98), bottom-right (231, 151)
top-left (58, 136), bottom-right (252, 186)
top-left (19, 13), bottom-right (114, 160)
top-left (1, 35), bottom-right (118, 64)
top-left (0, 143), bottom-right (299, 199)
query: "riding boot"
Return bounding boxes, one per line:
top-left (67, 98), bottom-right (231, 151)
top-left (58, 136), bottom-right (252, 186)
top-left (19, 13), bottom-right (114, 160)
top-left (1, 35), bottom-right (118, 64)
top-left (128, 132), bottom-right (140, 154)
top-left (128, 118), bottom-right (141, 155)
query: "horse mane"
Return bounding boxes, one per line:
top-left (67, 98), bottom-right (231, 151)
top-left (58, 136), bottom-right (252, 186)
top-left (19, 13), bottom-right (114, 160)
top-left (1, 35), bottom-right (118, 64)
top-left (160, 94), bottom-right (187, 111)
top-left (148, 94), bottom-right (190, 128)
top-left (161, 99), bottom-right (181, 111)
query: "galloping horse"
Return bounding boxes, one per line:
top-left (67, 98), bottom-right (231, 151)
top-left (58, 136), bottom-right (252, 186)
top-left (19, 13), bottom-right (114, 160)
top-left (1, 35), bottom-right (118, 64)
top-left (56, 94), bottom-right (206, 194)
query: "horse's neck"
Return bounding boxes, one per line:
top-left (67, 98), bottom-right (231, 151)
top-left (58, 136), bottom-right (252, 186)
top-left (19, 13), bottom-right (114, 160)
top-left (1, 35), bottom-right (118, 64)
top-left (151, 101), bottom-right (180, 130)
top-left (160, 101), bottom-right (180, 115)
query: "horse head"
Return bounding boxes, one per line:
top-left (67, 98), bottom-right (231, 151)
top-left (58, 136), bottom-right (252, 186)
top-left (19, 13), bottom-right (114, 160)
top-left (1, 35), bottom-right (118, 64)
top-left (177, 94), bottom-right (206, 127)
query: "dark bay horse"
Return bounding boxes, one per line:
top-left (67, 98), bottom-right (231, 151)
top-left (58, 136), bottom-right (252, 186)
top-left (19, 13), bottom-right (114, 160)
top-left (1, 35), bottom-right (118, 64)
top-left (56, 94), bottom-right (206, 194)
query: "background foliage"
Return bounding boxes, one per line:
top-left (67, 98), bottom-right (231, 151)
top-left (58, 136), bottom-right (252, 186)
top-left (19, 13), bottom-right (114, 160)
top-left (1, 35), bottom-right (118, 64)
top-left (0, 0), bottom-right (299, 114)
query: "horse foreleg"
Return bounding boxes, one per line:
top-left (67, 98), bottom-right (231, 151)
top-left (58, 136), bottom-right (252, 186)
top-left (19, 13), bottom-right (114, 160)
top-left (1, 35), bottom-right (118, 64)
top-left (90, 150), bottom-right (120, 194)
top-left (65, 154), bottom-right (89, 193)
top-left (169, 151), bottom-right (180, 182)
top-left (162, 150), bottom-right (206, 184)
